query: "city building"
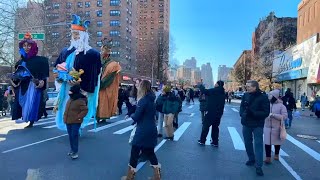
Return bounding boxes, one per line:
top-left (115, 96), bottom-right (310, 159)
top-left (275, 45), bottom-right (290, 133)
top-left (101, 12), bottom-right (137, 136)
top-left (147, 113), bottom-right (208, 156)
top-left (252, 12), bottom-right (297, 62)
top-left (177, 65), bottom-right (191, 84)
top-left (43, 0), bottom-right (138, 86)
top-left (297, 0), bottom-right (320, 44)
top-left (217, 65), bottom-right (232, 82)
top-left (201, 63), bottom-right (214, 88)
top-left (183, 57), bottom-right (197, 69)
top-left (191, 68), bottom-right (201, 85)
top-left (136, 0), bottom-right (170, 82)
top-left (232, 50), bottom-right (252, 87)
top-left (168, 64), bottom-right (178, 82)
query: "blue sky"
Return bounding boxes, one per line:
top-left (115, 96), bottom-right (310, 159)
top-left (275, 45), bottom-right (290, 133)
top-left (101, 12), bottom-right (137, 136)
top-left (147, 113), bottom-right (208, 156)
top-left (170, 0), bottom-right (300, 82)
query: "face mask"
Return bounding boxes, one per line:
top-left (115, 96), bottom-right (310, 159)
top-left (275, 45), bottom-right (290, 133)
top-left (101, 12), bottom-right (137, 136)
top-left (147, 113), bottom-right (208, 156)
top-left (270, 96), bottom-right (277, 104)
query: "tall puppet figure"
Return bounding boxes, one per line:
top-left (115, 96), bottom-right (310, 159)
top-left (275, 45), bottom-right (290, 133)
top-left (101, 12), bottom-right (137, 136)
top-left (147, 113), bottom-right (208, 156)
top-left (54, 14), bottom-right (101, 130)
top-left (10, 32), bottom-right (49, 128)
top-left (96, 38), bottom-right (121, 122)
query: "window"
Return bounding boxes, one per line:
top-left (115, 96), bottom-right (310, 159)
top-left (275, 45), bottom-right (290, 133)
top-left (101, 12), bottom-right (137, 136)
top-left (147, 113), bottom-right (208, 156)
top-left (78, 2), bottom-right (83, 8)
top-left (97, 21), bottom-right (103, 27)
top-left (97, 31), bottom-right (103, 37)
top-left (97, 10), bottom-right (102, 17)
top-left (111, 51), bottom-right (120, 57)
top-left (110, 10), bottom-right (121, 16)
top-left (158, 20), bottom-right (164, 24)
top-left (113, 41), bottom-right (120, 47)
top-left (110, 30), bottom-right (120, 36)
top-left (110, 0), bottom-right (120, 6)
top-left (53, 3), bottom-right (60, 9)
top-left (66, 2), bottom-right (72, 9)
top-left (110, 20), bottom-right (120, 26)
top-left (52, 32), bottom-right (60, 38)
top-left (97, 41), bottom-right (102, 47)
top-left (97, 0), bottom-right (102, 7)
top-left (85, 11), bottom-right (90, 17)
top-left (159, 14), bottom-right (164, 18)
top-left (85, 2), bottom-right (91, 8)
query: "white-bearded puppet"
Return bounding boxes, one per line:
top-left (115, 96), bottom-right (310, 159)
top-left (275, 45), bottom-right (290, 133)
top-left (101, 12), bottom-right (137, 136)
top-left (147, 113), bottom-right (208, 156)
top-left (53, 14), bottom-right (101, 130)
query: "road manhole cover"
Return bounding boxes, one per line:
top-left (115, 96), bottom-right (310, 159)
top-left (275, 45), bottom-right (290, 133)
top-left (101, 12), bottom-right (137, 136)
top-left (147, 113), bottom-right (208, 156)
top-left (297, 134), bottom-right (318, 140)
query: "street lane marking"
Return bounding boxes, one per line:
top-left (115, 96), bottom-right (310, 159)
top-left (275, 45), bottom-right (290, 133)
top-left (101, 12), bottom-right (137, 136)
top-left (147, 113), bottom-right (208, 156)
top-left (26, 169), bottom-right (41, 180)
top-left (227, 127), bottom-right (245, 150)
top-left (188, 105), bottom-right (194, 109)
top-left (137, 122), bottom-right (191, 171)
top-left (174, 122), bottom-right (191, 141)
top-left (279, 154), bottom-right (302, 180)
top-left (34, 119), bottom-right (55, 126)
top-left (189, 113), bottom-right (195, 117)
top-left (317, 140), bottom-right (320, 144)
top-left (88, 119), bottom-right (132, 132)
top-left (136, 139), bottom-right (167, 171)
top-left (287, 134), bottom-right (320, 161)
top-left (231, 108), bottom-right (239, 112)
top-left (2, 134), bottom-right (68, 153)
top-left (205, 126), bottom-right (212, 145)
top-left (113, 125), bottom-right (134, 134)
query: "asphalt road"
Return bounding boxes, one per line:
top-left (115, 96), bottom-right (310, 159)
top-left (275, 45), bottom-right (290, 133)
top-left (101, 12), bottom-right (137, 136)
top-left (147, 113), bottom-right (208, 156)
top-left (0, 100), bottom-right (320, 180)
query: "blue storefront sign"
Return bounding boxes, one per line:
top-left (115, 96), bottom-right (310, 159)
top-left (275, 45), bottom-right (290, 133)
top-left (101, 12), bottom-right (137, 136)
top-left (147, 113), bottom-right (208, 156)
top-left (276, 67), bottom-right (308, 81)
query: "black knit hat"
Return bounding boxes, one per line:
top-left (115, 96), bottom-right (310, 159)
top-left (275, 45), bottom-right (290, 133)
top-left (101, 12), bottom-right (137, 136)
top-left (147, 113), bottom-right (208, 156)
top-left (70, 84), bottom-right (81, 94)
top-left (217, 80), bottom-right (224, 87)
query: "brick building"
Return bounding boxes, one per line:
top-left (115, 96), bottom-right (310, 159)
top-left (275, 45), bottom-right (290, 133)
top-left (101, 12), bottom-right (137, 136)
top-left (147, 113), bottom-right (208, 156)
top-left (136, 0), bottom-right (170, 82)
top-left (297, 0), bottom-right (320, 44)
top-left (232, 50), bottom-right (252, 86)
top-left (43, 0), bottom-right (138, 87)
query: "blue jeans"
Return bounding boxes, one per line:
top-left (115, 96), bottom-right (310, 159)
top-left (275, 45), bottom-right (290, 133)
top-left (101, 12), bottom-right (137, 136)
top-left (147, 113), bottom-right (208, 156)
top-left (67, 123), bottom-right (81, 154)
top-left (285, 110), bottom-right (293, 127)
top-left (242, 126), bottom-right (263, 168)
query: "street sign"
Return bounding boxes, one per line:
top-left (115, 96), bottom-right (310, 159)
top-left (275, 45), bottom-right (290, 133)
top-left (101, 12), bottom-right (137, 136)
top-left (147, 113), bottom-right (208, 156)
top-left (18, 33), bottom-right (45, 40)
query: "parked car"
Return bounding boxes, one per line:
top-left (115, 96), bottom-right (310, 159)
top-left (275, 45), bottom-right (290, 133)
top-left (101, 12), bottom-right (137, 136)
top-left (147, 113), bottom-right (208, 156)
top-left (46, 91), bottom-right (58, 109)
top-left (234, 91), bottom-right (245, 99)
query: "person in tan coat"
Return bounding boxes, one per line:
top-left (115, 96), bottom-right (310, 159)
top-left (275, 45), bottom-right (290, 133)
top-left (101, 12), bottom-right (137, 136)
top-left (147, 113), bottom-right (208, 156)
top-left (264, 89), bottom-right (288, 164)
top-left (96, 38), bottom-right (121, 122)
top-left (64, 85), bottom-right (88, 159)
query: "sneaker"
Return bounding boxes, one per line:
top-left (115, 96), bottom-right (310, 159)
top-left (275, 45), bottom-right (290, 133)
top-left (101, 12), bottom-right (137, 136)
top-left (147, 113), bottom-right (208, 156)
top-left (164, 136), bottom-right (174, 141)
top-left (15, 119), bottom-right (25, 124)
top-left (210, 140), bottom-right (218, 147)
top-left (245, 160), bottom-right (255, 166)
top-left (198, 140), bottom-right (205, 146)
top-left (67, 152), bottom-right (73, 156)
top-left (70, 153), bottom-right (78, 159)
top-left (256, 167), bottom-right (264, 176)
top-left (157, 134), bottom-right (163, 138)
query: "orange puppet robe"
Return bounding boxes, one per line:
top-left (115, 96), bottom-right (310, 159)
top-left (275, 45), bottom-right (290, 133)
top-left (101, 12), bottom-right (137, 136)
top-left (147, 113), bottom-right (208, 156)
top-left (97, 60), bottom-right (121, 119)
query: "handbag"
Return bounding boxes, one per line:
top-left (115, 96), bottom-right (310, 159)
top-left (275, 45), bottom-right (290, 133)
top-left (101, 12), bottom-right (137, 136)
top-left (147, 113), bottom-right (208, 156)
top-left (128, 124), bottom-right (137, 144)
top-left (280, 118), bottom-right (287, 140)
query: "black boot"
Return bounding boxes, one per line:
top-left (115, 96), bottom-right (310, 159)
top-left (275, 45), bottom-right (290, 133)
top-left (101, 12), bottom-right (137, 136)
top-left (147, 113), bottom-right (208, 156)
top-left (25, 121), bottom-right (34, 128)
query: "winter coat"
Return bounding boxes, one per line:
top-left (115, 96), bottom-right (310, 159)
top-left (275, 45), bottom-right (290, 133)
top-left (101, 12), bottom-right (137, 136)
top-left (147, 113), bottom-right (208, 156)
top-left (155, 94), bottom-right (167, 113)
top-left (63, 96), bottom-right (88, 124)
top-left (199, 93), bottom-right (208, 112)
top-left (240, 90), bottom-right (270, 128)
top-left (264, 101), bottom-right (288, 145)
top-left (131, 92), bottom-right (157, 148)
top-left (313, 100), bottom-right (320, 112)
top-left (282, 93), bottom-right (297, 111)
top-left (200, 85), bottom-right (225, 121)
top-left (162, 92), bottom-right (180, 114)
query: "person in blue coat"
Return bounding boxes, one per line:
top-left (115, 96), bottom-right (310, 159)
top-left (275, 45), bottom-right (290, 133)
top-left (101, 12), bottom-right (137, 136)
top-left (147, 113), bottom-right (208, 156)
top-left (122, 80), bottom-right (161, 180)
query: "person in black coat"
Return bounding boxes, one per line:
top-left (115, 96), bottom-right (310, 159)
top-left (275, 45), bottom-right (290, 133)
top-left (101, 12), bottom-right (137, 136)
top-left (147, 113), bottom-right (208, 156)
top-left (281, 88), bottom-right (297, 128)
top-left (240, 80), bottom-right (270, 176)
top-left (122, 80), bottom-right (161, 180)
top-left (198, 80), bottom-right (225, 147)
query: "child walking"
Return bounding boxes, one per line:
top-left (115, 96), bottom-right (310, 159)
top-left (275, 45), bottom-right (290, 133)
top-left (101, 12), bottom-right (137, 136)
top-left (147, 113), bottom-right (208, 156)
top-left (64, 85), bottom-right (88, 159)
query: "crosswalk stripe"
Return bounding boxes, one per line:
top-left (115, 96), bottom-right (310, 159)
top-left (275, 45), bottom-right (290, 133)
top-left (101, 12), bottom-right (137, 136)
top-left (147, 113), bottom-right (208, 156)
top-left (227, 127), bottom-right (245, 150)
top-left (231, 108), bottom-right (239, 112)
top-left (174, 122), bottom-right (191, 141)
top-left (287, 134), bottom-right (320, 161)
top-left (88, 119), bottom-right (132, 132)
top-left (113, 125), bottom-right (135, 134)
top-left (34, 120), bottom-right (55, 126)
top-left (279, 155), bottom-right (302, 180)
top-left (205, 126), bottom-right (212, 145)
top-left (317, 140), bottom-right (320, 144)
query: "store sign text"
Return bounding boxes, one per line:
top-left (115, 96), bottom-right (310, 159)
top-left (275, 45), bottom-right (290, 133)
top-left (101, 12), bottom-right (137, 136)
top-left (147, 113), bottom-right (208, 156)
top-left (279, 54), bottom-right (303, 73)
